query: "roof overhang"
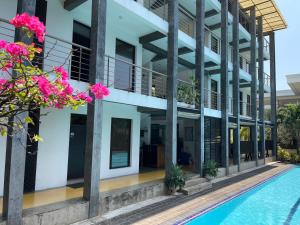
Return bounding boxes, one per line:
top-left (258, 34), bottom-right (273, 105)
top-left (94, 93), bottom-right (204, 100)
top-left (287, 74), bottom-right (300, 96)
top-left (239, 0), bottom-right (287, 33)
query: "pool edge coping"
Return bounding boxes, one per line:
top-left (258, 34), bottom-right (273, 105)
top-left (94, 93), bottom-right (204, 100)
top-left (175, 165), bottom-right (294, 225)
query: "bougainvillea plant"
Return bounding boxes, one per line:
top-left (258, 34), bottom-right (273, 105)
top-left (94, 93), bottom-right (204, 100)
top-left (0, 13), bottom-right (109, 141)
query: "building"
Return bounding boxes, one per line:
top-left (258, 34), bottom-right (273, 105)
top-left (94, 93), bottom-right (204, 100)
top-left (265, 74), bottom-right (300, 107)
top-left (0, 0), bottom-right (286, 224)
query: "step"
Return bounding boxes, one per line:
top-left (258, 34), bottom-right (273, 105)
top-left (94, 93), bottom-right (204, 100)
top-left (185, 177), bottom-right (208, 188)
top-left (181, 182), bottom-right (212, 195)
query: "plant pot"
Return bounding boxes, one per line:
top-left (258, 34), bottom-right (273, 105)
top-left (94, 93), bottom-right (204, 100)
top-left (205, 175), bottom-right (215, 181)
top-left (167, 187), bottom-right (177, 195)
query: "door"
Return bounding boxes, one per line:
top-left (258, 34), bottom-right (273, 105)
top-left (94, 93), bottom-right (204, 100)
top-left (71, 21), bottom-right (91, 82)
top-left (115, 39), bottom-right (135, 91)
top-left (67, 114), bottom-right (87, 180)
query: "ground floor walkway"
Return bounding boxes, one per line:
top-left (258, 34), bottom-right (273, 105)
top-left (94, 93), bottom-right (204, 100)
top-left (0, 170), bottom-right (165, 213)
top-left (73, 162), bottom-right (291, 225)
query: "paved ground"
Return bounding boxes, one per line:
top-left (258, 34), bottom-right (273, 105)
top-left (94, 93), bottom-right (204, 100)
top-left (74, 162), bottom-right (291, 225)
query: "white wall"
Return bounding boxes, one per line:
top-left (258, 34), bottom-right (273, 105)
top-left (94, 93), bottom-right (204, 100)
top-left (0, 136), bottom-right (6, 196)
top-left (101, 101), bottom-right (141, 179)
top-left (35, 108), bottom-right (71, 191)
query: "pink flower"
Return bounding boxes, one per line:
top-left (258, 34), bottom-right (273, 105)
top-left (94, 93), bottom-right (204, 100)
top-left (54, 66), bottom-right (68, 80)
top-left (10, 13), bottom-right (46, 43)
top-left (0, 40), bottom-right (7, 49)
top-left (90, 83), bottom-right (109, 99)
top-left (37, 76), bottom-right (53, 97)
top-left (5, 43), bottom-right (29, 56)
top-left (0, 79), bottom-right (7, 89)
top-left (76, 92), bottom-right (93, 103)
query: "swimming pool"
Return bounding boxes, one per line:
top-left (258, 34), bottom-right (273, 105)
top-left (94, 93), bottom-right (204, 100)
top-left (178, 167), bottom-right (300, 225)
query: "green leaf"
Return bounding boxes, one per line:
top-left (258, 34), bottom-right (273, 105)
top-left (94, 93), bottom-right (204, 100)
top-left (24, 116), bottom-right (34, 125)
top-left (32, 134), bottom-right (43, 142)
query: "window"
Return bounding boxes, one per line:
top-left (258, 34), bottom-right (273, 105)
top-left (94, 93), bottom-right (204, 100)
top-left (71, 21), bottom-right (91, 82)
top-left (240, 91), bottom-right (243, 115)
top-left (211, 35), bottom-right (219, 54)
top-left (247, 95), bottom-right (251, 116)
top-left (211, 80), bottom-right (218, 110)
top-left (115, 39), bottom-right (135, 91)
top-left (110, 118), bottom-right (131, 169)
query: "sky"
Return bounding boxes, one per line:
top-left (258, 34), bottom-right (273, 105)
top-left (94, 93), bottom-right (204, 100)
top-left (274, 0), bottom-right (300, 90)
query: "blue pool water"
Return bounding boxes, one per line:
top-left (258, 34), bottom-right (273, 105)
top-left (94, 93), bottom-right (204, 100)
top-left (183, 167), bottom-right (300, 225)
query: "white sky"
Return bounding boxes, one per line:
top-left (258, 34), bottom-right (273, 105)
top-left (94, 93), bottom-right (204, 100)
top-left (274, 0), bottom-right (300, 90)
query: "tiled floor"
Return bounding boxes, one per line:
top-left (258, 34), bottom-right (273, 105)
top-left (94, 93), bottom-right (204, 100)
top-left (133, 163), bottom-right (291, 225)
top-left (0, 169), bottom-right (165, 212)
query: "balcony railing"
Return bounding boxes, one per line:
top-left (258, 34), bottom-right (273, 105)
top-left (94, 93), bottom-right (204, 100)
top-left (204, 88), bottom-right (221, 111)
top-left (240, 55), bottom-right (250, 73)
top-left (240, 101), bottom-right (252, 117)
top-left (264, 37), bottom-right (270, 53)
top-left (143, 0), bottom-right (196, 38)
top-left (0, 18), bottom-right (89, 82)
top-left (264, 72), bottom-right (270, 87)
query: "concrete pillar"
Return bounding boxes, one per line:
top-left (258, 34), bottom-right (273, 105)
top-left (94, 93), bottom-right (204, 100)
top-left (165, 0), bottom-right (178, 176)
top-left (232, 0), bottom-right (240, 171)
top-left (269, 32), bottom-right (277, 158)
top-left (2, 1), bottom-right (36, 224)
top-left (221, 0), bottom-right (229, 175)
top-left (83, 0), bottom-right (107, 218)
top-left (195, 0), bottom-right (205, 176)
top-left (258, 16), bottom-right (265, 162)
top-left (249, 6), bottom-right (258, 166)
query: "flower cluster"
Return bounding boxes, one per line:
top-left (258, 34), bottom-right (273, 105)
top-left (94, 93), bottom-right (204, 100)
top-left (0, 14), bottom-right (109, 137)
top-left (10, 13), bottom-right (46, 43)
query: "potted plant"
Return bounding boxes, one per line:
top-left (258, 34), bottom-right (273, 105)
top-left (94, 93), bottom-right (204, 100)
top-left (165, 164), bottom-right (186, 194)
top-left (204, 160), bottom-right (219, 180)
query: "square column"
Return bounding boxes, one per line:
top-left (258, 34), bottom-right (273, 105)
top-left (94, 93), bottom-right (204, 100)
top-left (195, 0), bottom-right (205, 176)
top-left (258, 16), bottom-right (265, 162)
top-left (221, 0), bottom-right (229, 175)
top-left (2, 1), bottom-right (36, 224)
top-left (249, 6), bottom-right (258, 166)
top-left (83, 0), bottom-right (107, 218)
top-left (232, 0), bottom-right (241, 171)
top-left (165, 0), bottom-right (178, 176)
top-left (269, 32), bottom-right (277, 157)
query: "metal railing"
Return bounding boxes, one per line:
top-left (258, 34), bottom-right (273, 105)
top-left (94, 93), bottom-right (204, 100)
top-left (240, 101), bottom-right (251, 117)
top-left (204, 88), bottom-right (221, 111)
top-left (240, 55), bottom-right (250, 73)
top-left (264, 72), bottom-right (270, 87)
top-left (143, 0), bottom-right (196, 38)
top-left (264, 37), bottom-right (270, 53)
top-left (105, 55), bottom-right (168, 98)
top-left (0, 18), bottom-right (90, 82)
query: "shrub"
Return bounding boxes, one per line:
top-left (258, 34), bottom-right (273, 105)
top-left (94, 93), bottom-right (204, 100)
top-left (277, 148), bottom-right (290, 162)
top-left (165, 164), bottom-right (186, 193)
top-left (290, 152), bottom-right (298, 163)
top-left (204, 160), bottom-right (219, 178)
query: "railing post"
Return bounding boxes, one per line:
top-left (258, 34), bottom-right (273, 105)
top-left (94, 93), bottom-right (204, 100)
top-left (2, 1), bottom-right (36, 224)
top-left (83, 0), bottom-right (107, 218)
top-left (221, 0), bottom-right (229, 175)
top-left (165, 0), bottom-right (178, 177)
top-left (249, 6), bottom-right (258, 166)
top-left (195, 0), bottom-right (205, 176)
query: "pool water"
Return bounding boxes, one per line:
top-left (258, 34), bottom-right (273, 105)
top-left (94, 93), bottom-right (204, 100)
top-left (182, 167), bottom-right (300, 225)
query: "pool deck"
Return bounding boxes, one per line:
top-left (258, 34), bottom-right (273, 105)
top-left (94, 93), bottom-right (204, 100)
top-left (133, 163), bottom-right (292, 225)
top-left (74, 162), bottom-right (292, 225)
